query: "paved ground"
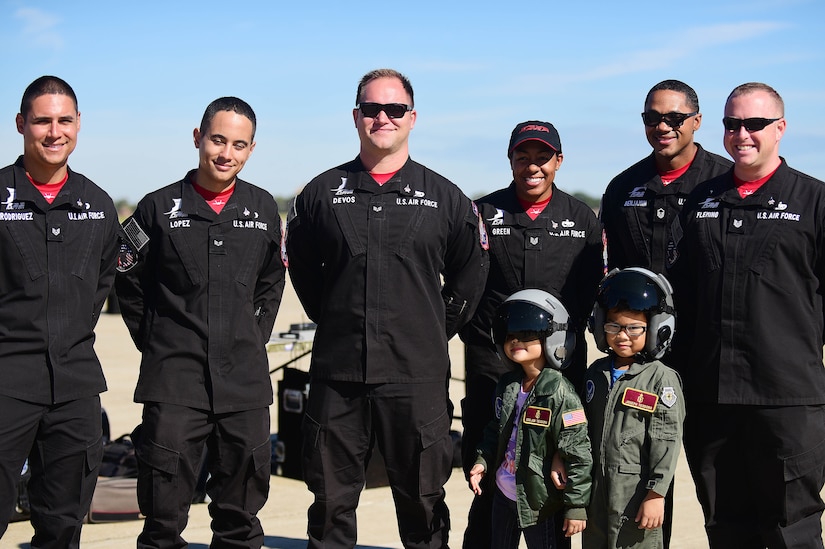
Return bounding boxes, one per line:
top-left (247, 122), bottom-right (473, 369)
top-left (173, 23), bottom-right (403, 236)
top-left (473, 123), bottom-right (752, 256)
top-left (0, 277), bottom-right (775, 548)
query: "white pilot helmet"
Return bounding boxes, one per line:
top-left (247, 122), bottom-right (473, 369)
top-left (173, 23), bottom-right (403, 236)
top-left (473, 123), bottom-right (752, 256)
top-left (588, 267), bottom-right (676, 361)
top-left (491, 289), bottom-right (576, 370)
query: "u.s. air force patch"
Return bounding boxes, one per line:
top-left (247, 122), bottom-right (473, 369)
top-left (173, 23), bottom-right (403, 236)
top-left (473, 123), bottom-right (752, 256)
top-left (116, 241), bottom-right (139, 273)
top-left (660, 386), bottom-right (678, 408)
top-left (522, 406), bottom-right (551, 427)
top-left (621, 387), bottom-right (659, 413)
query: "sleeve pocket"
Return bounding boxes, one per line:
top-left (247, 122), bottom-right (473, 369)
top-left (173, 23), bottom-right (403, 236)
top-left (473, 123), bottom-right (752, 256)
top-left (618, 463), bottom-right (642, 475)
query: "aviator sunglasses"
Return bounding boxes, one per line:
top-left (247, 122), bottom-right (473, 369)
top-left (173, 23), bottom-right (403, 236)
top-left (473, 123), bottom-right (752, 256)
top-left (722, 117), bottom-right (781, 133)
top-left (357, 102), bottom-right (413, 119)
top-left (641, 110), bottom-right (698, 129)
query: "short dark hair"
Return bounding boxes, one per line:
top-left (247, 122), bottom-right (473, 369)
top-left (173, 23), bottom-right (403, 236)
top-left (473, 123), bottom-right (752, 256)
top-left (199, 97), bottom-right (257, 140)
top-left (355, 69), bottom-right (414, 107)
top-left (20, 75), bottom-right (78, 119)
top-left (645, 79), bottom-right (699, 112)
top-left (727, 82), bottom-right (785, 116)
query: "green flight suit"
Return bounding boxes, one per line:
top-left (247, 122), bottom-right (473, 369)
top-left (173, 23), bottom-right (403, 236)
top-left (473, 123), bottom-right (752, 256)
top-left (475, 367), bottom-right (593, 527)
top-left (582, 357), bottom-right (685, 549)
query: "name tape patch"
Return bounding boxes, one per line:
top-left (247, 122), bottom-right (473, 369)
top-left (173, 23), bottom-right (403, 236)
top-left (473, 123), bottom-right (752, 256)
top-left (621, 387), bottom-right (659, 412)
top-left (522, 406), bottom-right (551, 427)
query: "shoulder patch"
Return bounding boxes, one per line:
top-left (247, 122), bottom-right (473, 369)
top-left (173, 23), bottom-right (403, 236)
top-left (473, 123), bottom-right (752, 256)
top-left (116, 241), bottom-right (139, 273)
top-left (280, 218), bottom-right (289, 268)
top-left (562, 409), bottom-right (587, 427)
top-left (473, 202), bottom-right (489, 250)
top-left (660, 386), bottom-right (678, 408)
top-left (585, 379), bottom-right (595, 403)
top-left (117, 217), bottom-right (149, 273)
top-left (122, 217), bottom-right (150, 251)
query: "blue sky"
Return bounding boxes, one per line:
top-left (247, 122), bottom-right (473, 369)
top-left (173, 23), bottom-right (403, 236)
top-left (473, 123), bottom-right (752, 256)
top-left (1, 0), bottom-right (823, 204)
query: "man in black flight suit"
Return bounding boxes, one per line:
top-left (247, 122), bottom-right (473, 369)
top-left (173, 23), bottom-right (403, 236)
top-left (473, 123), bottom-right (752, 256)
top-left (286, 68), bottom-right (487, 549)
top-left (116, 97), bottom-right (285, 549)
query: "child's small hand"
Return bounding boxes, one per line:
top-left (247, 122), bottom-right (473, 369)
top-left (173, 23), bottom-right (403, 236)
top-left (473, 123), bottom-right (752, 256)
top-left (550, 451), bottom-right (567, 489)
top-left (563, 518), bottom-right (586, 536)
top-left (635, 491), bottom-right (665, 529)
top-left (468, 464), bottom-right (486, 496)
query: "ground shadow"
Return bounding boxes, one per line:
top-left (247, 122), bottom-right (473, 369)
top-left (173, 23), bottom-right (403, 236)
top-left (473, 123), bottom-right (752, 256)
top-left (183, 539), bottom-right (398, 549)
top-left (17, 537), bottom-right (396, 549)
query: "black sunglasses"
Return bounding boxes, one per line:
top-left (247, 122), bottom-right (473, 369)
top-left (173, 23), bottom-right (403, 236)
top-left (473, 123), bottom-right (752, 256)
top-left (722, 117), bottom-right (781, 133)
top-left (356, 102), bottom-right (412, 119)
top-left (641, 111), bottom-right (699, 129)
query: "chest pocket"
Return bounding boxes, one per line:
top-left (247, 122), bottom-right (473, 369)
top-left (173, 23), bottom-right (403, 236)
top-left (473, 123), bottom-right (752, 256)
top-left (693, 214), bottom-right (722, 274)
top-left (67, 218), bottom-right (102, 279)
top-left (394, 206), bottom-right (432, 266)
top-left (6, 215), bottom-right (102, 281)
top-left (168, 229), bottom-right (204, 287)
top-left (5, 221), bottom-right (46, 281)
top-left (747, 217), bottom-right (797, 289)
top-left (331, 201), bottom-right (366, 258)
top-left (230, 225), bottom-right (271, 287)
top-left (525, 225), bottom-right (575, 286)
top-left (488, 227), bottom-right (522, 293)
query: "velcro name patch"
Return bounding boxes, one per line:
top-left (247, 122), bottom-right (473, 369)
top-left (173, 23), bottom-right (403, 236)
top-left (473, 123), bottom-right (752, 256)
top-left (522, 406), bottom-right (551, 427)
top-left (621, 388), bottom-right (659, 412)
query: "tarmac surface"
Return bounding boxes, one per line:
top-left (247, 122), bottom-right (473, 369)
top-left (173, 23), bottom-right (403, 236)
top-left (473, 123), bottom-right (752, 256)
top-left (3, 276), bottom-right (814, 548)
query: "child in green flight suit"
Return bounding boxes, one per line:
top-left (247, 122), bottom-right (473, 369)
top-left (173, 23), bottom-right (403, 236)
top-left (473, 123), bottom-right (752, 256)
top-left (470, 289), bottom-right (592, 548)
top-left (582, 267), bottom-right (685, 549)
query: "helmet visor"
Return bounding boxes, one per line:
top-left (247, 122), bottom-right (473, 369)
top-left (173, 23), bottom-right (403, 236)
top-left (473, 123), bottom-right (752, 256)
top-left (491, 300), bottom-right (552, 345)
top-left (598, 271), bottom-right (662, 312)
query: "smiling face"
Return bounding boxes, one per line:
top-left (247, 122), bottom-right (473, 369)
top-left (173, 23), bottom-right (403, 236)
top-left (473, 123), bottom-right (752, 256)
top-left (724, 90), bottom-right (785, 181)
top-left (605, 309), bottom-right (648, 366)
top-left (503, 332), bottom-right (546, 368)
top-left (510, 141), bottom-right (563, 203)
top-left (644, 89), bottom-right (700, 171)
top-left (353, 76), bottom-right (416, 170)
top-left (193, 110), bottom-right (256, 192)
top-left (16, 93), bottom-right (80, 183)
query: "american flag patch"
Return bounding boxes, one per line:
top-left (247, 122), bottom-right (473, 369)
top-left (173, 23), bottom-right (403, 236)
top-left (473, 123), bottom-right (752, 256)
top-left (562, 409), bottom-right (587, 427)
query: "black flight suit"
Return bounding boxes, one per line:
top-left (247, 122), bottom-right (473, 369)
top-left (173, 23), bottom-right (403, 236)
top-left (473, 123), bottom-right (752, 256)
top-left (116, 172), bottom-right (285, 549)
top-left (0, 157), bottom-right (119, 547)
top-left (458, 182), bottom-right (603, 549)
top-left (286, 157), bottom-right (487, 549)
top-left (600, 143), bottom-right (731, 275)
top-left (600, 144), bottom-right (731, 547)
top-left (673, 161), bottom-right (825, 548)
